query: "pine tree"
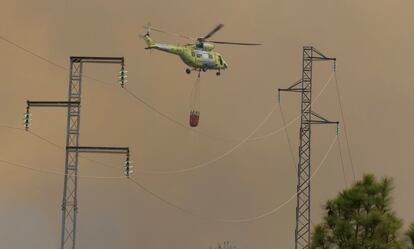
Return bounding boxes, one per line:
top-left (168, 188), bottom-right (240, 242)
top-left (310, 174), bottom-right (408, 249)
top-left (407, 224), bottom-right (414, 249)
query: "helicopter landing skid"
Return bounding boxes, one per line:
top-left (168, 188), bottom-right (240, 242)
top-left (185, 68), bottom-right (221, 76)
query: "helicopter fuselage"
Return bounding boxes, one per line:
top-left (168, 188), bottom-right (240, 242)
top-left (143, 34), bottom-right (228, 72)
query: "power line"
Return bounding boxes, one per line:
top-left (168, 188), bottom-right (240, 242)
top-left (0, 70), bottom-right (333, 176)
top-left (2, 119), bottom-right (278, 175)
top-left (0, 33), bottom-right (339, 178)
top-left (128, 135), bottom-right (338, 223)
top-left (250, 72), bottom-right (334, 141)
top-left (278, 104), bottom-right (297, 172)
top-left (0, 27), bottom-right (356, 249)
top-left (336, 135), bottom-right (348, 187)
top-left (134, 73), bottom-right (335, 175)
top-left (0, 125), bottom-right (117, 169)
top-left (0, 32), bottom-right (331, 145)
top-left (0, 35), bottom-right (67, 70)
top-left (0, 128), bottom-right (339, 223)
top-left (0, 159), bottom-right (124, 179)
top-left (0, 33), bottom-right (236, 143)
top-left (134, 105), bottom-right (278, 174)
top-left (334, 72), bottom-right (356, 181)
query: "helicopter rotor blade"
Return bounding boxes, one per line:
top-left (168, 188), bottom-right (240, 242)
top-left (209, 40), bottom-right (262, 46)
top-left (201, 24), bottom-right (224, 41)
top-left (143, 25), bottom-right (196, 40)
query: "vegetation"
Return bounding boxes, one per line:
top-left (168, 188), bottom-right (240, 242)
top-left (311, 174), bottom-right (413, 249)
top-left (407, 224), bottom-right (414, 249)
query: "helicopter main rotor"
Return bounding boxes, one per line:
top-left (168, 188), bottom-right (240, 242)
top-left (146, 23), bottom-right (262, 47)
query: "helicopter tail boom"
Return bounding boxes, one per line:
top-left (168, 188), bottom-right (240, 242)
top-left (141, 34), bottom-right (182, 55)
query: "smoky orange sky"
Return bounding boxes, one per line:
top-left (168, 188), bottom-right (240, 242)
top-left (0, 0), bottom-right (413, 248)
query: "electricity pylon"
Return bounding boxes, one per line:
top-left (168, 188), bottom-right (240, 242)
top-left (24, 56), bottom-right (132, 249)
top-left (278, 47), bottom-right (337, 249)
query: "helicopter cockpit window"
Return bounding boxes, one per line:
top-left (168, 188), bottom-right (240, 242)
top-left (197, 53), bottom-right (202, 58)
top-left (191, 51), bottom-right (195, 57)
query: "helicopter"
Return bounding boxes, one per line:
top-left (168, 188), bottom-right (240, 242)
top-left (140, 24), bottom-right (261, 76)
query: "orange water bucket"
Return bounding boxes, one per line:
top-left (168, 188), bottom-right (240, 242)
top-left (189, 111), bottom-right (200, 127)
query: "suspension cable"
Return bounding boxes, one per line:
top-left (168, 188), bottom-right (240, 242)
top-left (0, 34), bottom-right (242, 143)
top-left (0, 33), bottom-right (332, 145)
top-left (0, 70), bottom-right (333, 175)
top-left (336, 135), bottom-right (348, 187)
top-left (127, 134), bottom-right (338, 222)
top-left (1, 103), bottom-right (274, 175)
top-left (278, 104), bottom-right (297, 172)
top-left (0, 34), bottom-right (336, 175)
top-left (334, 72), bottom-right (357, 180)
top-left (131, 72), bottom-right (334, 174)
top-left (0, 133), bottom-right (338, 223)
top-left (0, 159), bottom-right (125, 179)
top-left (136, 105), bottom-right (278, 174)
top-left (0, 125), bottom-right (116, 169)
top-left (249, 72), bottom-right (334, 141)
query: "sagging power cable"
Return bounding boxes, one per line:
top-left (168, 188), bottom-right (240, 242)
top-left (0, 70), bottom-right (335, 176)
top-left (0, 159), bottom-right (124, 179)
top-left (134, 72), bottom-right (334, 174)
top-left (0, 33), bottom-right (332, 145)
top-left (249, 72), bottom-right (334, 141)
top-left (333, 72), bottom-right (357, 180)
top-left (0, 123), bottom-right (339, 222)
top-left (278, 104), bottom-right (297, 172)
top-left (128, 134), bottom-right (338, 222)
top-left (0, 34), bottom-right (236, 143)
top-left (0, 125), bottom-right (116, 169)
top-left (0, 33), bottom-right (337, 175)
top-left (136, 105), bottom-right (278, 174)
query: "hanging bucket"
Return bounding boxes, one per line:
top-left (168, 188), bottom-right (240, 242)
top-left (189, 110), bottom-right (200, 127)
top-left (189, 76), bottom-right (201, 127)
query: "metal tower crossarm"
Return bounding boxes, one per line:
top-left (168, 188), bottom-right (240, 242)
top-left (309, 112), bottom-right (339, 125)
top-left (66, 146), bottom-right (129, 155)
top-left (70, 56), bottom-right (124, 64)
top-left (27, 101), bottom-right (80, 108)
top-left (278, 46), bottom-right (337, 249)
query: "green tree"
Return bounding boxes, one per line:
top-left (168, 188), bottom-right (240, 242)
top-left (310, 174), bottom-right (410, 249)
top-left (407, 224), bottom-right (414, 249)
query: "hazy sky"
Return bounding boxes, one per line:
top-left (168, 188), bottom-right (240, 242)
top-left (0, 0), bottom-right (413, 248)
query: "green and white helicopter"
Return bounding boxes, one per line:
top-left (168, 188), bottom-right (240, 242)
top-left (141, 24), bottom-right (261, 76)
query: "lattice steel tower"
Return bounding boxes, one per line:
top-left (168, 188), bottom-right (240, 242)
top-left (24, 56), bottom-right (131, 249)
top-left (279, 47), bottom-right (337, 249)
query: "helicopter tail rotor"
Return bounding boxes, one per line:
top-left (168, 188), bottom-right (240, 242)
top-left (140, 23), bottom-right (156, 55)
top-left (145, 22), bottom-right (152, 36)
top-left (139, 22), bottom-right (152, 39)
